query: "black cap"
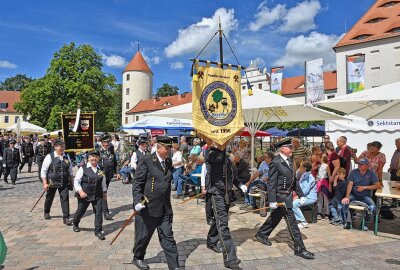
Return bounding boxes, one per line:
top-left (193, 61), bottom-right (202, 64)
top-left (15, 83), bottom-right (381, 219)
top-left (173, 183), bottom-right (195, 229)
top-left (281, 144), bottom-right (293, 149)
top-left (54, 140), bottom-right (65, 146)
top-left (9, 139), bottom-right (16, 144)
top-left (138, 138), bottom-right (148, 145)
top-left (39, 138), bottom-right (46, 142)
top-left (156, 136), bottom-right (175, 147)
top-left (88, 149), bottom-right (100, 156)
top-left (101, 134), bottom-right (111, 142)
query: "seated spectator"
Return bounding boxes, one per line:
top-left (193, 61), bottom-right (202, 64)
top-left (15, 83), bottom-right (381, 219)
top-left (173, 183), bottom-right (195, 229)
top-left (119, 158), bottom-right (134, 183)
top-left (292, 161), bottom-right (318, 229)
top-left (341, 158), bottom-right (380, 231)
top-left (233, 152), bottom-right (250, 185)
top-left (328, 168), bottom-right (348, 226)
top-left (240, 152), bottom-right (274, 210)
top-left (190, 138), bottom-right (202, 156)
top-left (173, 155), bottom-right (204, 199)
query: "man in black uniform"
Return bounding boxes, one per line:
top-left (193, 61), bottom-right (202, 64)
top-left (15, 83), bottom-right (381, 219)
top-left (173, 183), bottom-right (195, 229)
top-left (132, 137), bottom-right (179, 270)
top-left (204, 146), bottom-right (246, 269)
top-left (254, 144), bottom-right (314, 259)
top-left (19, 136), bottom-right (35, 173)
top-left (41, 140), bottom-right (73, 225)
top-left (35, 138), bottom-right (52, 181)
top-left (130, 139), bottom-right (149, 175)
top-left (3, 139), bottom-right (21, 185)
top-left (98, 135), bottom-right (117, 220)
top-left (0, 134), bottom-right (4, 179)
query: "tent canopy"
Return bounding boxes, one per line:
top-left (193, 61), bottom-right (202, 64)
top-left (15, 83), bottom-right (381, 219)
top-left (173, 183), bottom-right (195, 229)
top-left (121, 116), bottom-right (193, 131)
top-left (316, 81), bottom-right (400, 120)
top-left (286, 125), bottom-right (325, 137)
top-left (265, 127), bottom-right (288, 136)
top-left (239, 127), bottom-right (270, 137)
top-left (6, 121), bottom-right (46, 133)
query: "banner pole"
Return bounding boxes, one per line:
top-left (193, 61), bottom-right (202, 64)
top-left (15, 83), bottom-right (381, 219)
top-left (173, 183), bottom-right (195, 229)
top-left (218, 17), bottom-right (223, 66)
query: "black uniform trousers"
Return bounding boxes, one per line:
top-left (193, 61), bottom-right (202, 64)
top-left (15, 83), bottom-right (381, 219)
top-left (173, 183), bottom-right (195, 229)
top-left (206, 193), bottom-right (238, 264)
top-left (19, 156), bottom-right (33, 171)
top-left (257, 206), bottom-right (305, 252)
top-left (4, 164), bottom-right (18, 183)
top-left (73, 198), bottom-right (103, 233)
top-left (44, 186), bottom-right (70, 218)
top-left (37, 158), bottom-right (45, 181)
top-left (133, 213), bottom-right (179, 269)
top-left (102, 169), bottom-right (113, 214)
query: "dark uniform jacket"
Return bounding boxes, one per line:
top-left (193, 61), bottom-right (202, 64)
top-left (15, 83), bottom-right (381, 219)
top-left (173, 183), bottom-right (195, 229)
top-left (132, 153), bottom-right (173, 218)
top-left (3, 147), bottom-right (21, 167)
top-left (99, 148), bottom-right (117, 174)
top-left (80, 166), bottom-right (104, 202)
top-left (268, 155), bottom-right (304, 208)
top-left (35, 143), bottom-right (51, 162)
top-left (46, 152), bottom-right (71, 188)
top-left (21, 142), bottom-right (34, 158)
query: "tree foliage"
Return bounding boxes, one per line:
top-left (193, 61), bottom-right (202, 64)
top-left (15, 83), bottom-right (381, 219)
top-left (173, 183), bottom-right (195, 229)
top-left (0, 74), bottom-right (33, 91)
top-left (155, 83), bottom-right (179, 97)
top-left (212, 89), bottom-right (223, 109)
top-left (261, 121), bottom-right (324, 131)
top-left (15, 42), bottom-right (120, 131)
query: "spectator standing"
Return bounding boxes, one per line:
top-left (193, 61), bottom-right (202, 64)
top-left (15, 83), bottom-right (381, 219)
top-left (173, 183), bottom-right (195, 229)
top-left (310, 146), bottom-right (321, 178)
top-left (336, 136), bottom-right (352, 177)
top-left (236, 140), bottom-right (250, 163)
top-left (291, 138), bottom-right (311, 160)
top-left (316, 154), bottom-right (330, 220)
top-left (179, 136), bottom-right (189, 160)
top-left (171, 143), bottom-right (184, 191)
top-left (111, 135), bottom-right (121, 162)
top-left (389, 138), bottom-right (400, 181)
top-left (326, 142), bottom-right (340, 187)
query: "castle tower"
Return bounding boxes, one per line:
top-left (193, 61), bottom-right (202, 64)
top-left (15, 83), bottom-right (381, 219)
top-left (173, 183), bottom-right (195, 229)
top-left (122, 50), bottom-right (153, 124)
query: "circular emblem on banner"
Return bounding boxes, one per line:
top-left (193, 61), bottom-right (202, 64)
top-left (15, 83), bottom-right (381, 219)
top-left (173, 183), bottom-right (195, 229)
top-left (367, 120), bottom-right (374, 127)
top-left (200, 81), bottom-right (237, 126)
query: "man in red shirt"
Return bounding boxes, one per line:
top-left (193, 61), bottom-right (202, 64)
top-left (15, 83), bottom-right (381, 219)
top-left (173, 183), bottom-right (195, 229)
top-left (336, 136), bottom-right (352, 177)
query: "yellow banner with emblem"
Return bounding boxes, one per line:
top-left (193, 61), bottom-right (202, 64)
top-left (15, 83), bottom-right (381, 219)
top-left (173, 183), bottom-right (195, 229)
top-left (192, 63), bottom-right (244, 148)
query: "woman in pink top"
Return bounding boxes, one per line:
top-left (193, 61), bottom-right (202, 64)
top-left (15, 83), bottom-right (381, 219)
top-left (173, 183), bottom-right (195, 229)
top-left (353, 141), bottom-right (386, 183)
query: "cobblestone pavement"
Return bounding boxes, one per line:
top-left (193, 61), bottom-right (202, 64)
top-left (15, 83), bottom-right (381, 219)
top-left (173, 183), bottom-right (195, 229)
top-left (1, 166), bottom-right (400, 270)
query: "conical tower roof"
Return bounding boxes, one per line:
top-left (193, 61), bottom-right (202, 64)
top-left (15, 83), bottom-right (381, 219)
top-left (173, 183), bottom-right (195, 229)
top-left (124, 51), bottom-right (153, 74)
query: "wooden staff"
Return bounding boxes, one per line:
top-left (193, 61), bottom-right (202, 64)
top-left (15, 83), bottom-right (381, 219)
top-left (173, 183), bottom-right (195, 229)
top-left (237, 203), bottom-right (286, 215)
top-left (30, 181), bottom-right (53, 212)
top-left (179, 193), bottom-right (204, 205)
top-left (110, 196), bottom-right (149, 245)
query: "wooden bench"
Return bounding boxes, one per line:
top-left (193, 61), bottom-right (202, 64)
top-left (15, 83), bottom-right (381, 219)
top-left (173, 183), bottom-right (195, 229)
top-left (349, 205), bottom-right (367, 230)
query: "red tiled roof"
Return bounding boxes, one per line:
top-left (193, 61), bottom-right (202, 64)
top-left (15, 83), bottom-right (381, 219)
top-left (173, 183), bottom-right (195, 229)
top-left (126, 93), bottom-right (192, 114)
top-left (335, 0), bottom-right (400, 48)
top-left (0, 90), bottom-right (21, 113)
top-left (124, 51), bottom-right (153, 74)
top-left (282, 71), bottom-right (337, 96)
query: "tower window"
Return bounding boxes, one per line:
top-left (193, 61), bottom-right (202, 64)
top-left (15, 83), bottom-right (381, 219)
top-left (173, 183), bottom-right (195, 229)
top-left (126, 102), bottom-right (130, 109)
top-left (366, 17), bottom-right (386, 23)
top-left (258, 83), bottom-right (262, 89)
top-left (15, 116), bottom-right (19, 123)
top-left (126, 88), bottom-right (130, 95)
top-left (4, 116), bottom-right (9, 123)
top-left (135, 116), bottom-right (140, 121)
top-left (242, 86), bottom-right (246, 90)
top-left (126, 74), bottom-right (130, 81)
top-left (125, 117), bottom-right (128, 124)
top-left (352, 34), bottom-right (372, 40)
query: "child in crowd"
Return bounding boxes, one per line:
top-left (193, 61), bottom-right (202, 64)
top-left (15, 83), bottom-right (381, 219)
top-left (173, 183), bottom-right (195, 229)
top-left (316, 154), bottom-right (330, 220)
top-left (328, 168), bottom-right (349, 226)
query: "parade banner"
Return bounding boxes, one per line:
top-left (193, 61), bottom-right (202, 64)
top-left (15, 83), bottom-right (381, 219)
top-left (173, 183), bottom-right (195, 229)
top-left (305, 58), bottom-right (325, 104)
top-left (192, 63), bottom-right (244, 148)
top-left (347, 54), bottom-right (365, 94)
top-left (61, 112), bottom-right (95, 152)
top-left (270, 67), bottom-right (284, 95)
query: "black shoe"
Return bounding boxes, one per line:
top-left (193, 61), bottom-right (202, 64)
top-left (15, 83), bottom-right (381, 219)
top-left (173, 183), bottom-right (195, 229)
top-left (172, 194), bottom-right (183, 199)
top-left (294, 250), bottom-right (315, 259)
top-left (95, 231), bottom-right (106, 240)
top-left (12, 181), bottom-right (15, 185)
top-left (4, 180), bottom-right (8, 184)
top-left (44, 213), bottom-right (51, 220)
top-left (207, 244), bottom-right (222, 253)
top-left (104, 213), bottom-right (113, 220)
top-left (73, 224), bottom-right (80, 232)
top-left (254, 234), bottom-right (272, 246)
top-left (132, 259), bottom-right (149, 270)
top-left (28, 169), bottom-right (32, 173)
top-left (19, 169), bottom-right (22, 173)
top-left (224, 259), bottom-right (241, 269)
top-left (63, 218), bottom-right (72, 226)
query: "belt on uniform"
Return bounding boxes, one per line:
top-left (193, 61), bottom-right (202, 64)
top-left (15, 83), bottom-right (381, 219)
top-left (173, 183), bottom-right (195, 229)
top-left (277, 190), bottom-right (291, 194)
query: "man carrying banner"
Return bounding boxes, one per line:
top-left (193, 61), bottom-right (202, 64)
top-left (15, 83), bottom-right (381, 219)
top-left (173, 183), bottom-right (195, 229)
top-left (98, 135), bottom-right (117, 220)
top-left (132, 137), bottom-right (179, 270)
top-left (41, 140), bottom-right (73, 225)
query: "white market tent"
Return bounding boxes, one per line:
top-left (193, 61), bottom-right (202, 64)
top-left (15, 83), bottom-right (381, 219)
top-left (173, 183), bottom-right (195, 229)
top-left (6, 121), bottom-right (47, 134)
top-left (316, 81), bottom-right (400, 120)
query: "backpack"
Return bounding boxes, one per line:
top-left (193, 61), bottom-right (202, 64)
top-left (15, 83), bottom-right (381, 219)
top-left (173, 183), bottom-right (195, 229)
top-left (380, 205), bottom-right (396, 220)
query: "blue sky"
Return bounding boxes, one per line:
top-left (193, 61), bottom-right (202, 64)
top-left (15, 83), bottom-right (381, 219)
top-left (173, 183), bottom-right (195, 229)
top-left (0, 0), bottom-right (375, 93)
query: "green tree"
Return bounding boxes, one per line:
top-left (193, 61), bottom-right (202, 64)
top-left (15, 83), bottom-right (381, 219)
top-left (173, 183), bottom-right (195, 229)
top-left (155, 83), bottom-right (179, 97)
top-left (0, 74), bottom-right (33, 91)
top-left (212, 89), bottom-right (223, 109)
top-left (15, 42), bottom-right (120, 131)
top-left (261, 121), bottom-right (324, 131)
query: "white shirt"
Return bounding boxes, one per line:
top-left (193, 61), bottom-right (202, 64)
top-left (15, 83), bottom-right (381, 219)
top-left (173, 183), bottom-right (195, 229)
top-left (279, 153), bottom-right (290, 166)
top-left (130, 149), bottom-right (146, 170)
top-left (172, 151), bottom-right (183, 169)
top-left (201, 163), bottom-right (207, 187)
top-left (151, 144), bottom-right (157, 154)
top-left (156, 151), bottom-right (165, 164)
top-left (112, 140), bottom-right (120, 152)
top-left (74, 163), bottom-right (107, 192)
top-left (317, 163), bottom-right (328, 179)
top-left (41, 152), bottom-right (73, 179)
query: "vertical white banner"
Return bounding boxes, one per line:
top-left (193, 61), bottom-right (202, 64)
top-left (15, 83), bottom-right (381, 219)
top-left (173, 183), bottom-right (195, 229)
top-left (305, 58), bottom-right (325, 104)
top-left (347, 54), bottom-right (365, 94)
top-left (270, 67), bottom-right (284, 95)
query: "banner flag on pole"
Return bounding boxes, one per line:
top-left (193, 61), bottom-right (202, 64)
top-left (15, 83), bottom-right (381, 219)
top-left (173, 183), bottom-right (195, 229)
top-left (270, 67), bottom-right (284, 95)
top-left (347, 54), bottom-right (365, 94)
top-left (192, 62), bottom-right (244, 148)
top-left (61, 112), bottom-right (95, 152)
top-left (305, 58), bottom-right (325, 104)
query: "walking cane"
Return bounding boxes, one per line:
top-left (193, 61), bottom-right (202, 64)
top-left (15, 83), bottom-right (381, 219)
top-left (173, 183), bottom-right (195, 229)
top-left (179, 193), bottom-right (204, 205)
top-left (30, 181), bottom-right (53, 212)
top-left (110, 196), bottom-right (149, 245)
top-left (236, 202), bottom-right (285, 215)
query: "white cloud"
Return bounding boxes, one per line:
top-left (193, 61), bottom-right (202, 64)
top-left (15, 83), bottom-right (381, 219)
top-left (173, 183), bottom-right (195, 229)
top-left (251, 57), bottom-right (266, 68)
top-left (274, 31), bottom-right (344, 69)
top-left (165, 8), bottom-right (238, 58)
top-left (279, 0), bottom-right (321, 33)
top-left (142, 52), bottom-right (161, 66)
top-left (170, 61), bottom-right (184, 70)
top-left (0, 60), bottom-right (17, 69)
top-left (101, 53), bottom-right (127, 68)
top-left (249, 2), bottom-right (286, 31)
top-left (249, 0), bottom-right (321, 33)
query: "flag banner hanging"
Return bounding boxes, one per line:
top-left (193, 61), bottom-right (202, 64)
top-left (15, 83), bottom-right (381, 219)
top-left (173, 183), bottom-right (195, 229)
top-left (305, 58), bottom-right (325, 104)
top-left (61, 112), bottom-right (95, 152)
top-left (347, 54), bottom-right (365, 94)
top-left (270, 67), bottom-right (284, 95)
top-left (192, 63), bottom-right (244, 148)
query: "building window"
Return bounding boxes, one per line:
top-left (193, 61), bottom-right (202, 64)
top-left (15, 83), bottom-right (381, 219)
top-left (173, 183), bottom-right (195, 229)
top-left (126, 88), bottom-right (130, 95)
top-left (125, 117), bottom-right (128, 124)
top-left (327, 94), bottom-right (336, 99)
top-left (126, 102), bottom-right (130, 109)
top-left (371, 66), bottom-right (380, 71)
top-left (366, 17), bottom-right (387, 23)
top-left (387, 27), bottom-right (400, 33)
top-left (370, 50), bottom-right (380, 55)
top-left (242, 86), bottom-right (246, 90)
top-left (372, 85), bottom-right (380, 88)
top-left (258, 83), bottom-right (262, 89)
top-left (395, 46), bottom-right (400, 50)
top-left (395, 64), bottom-right (400, 67)
top-left (135, 116), bottom-right (139, 121)
top-left (379, 1), bottom-right (399, 8)
top-left (4, 116), bottom-right (9, 123)
top-left (126, 74), bottom-right (130, 81)
top-left (15, 116), bottom-right (19, 123)
top-left (352, 34), bottom-right (372, 40)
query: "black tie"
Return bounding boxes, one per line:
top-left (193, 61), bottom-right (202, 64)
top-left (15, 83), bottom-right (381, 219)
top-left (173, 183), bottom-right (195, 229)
top-left (287, 158), bottom-right (292, 167)
top-left (161, 160), bottom-right (166, 170)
